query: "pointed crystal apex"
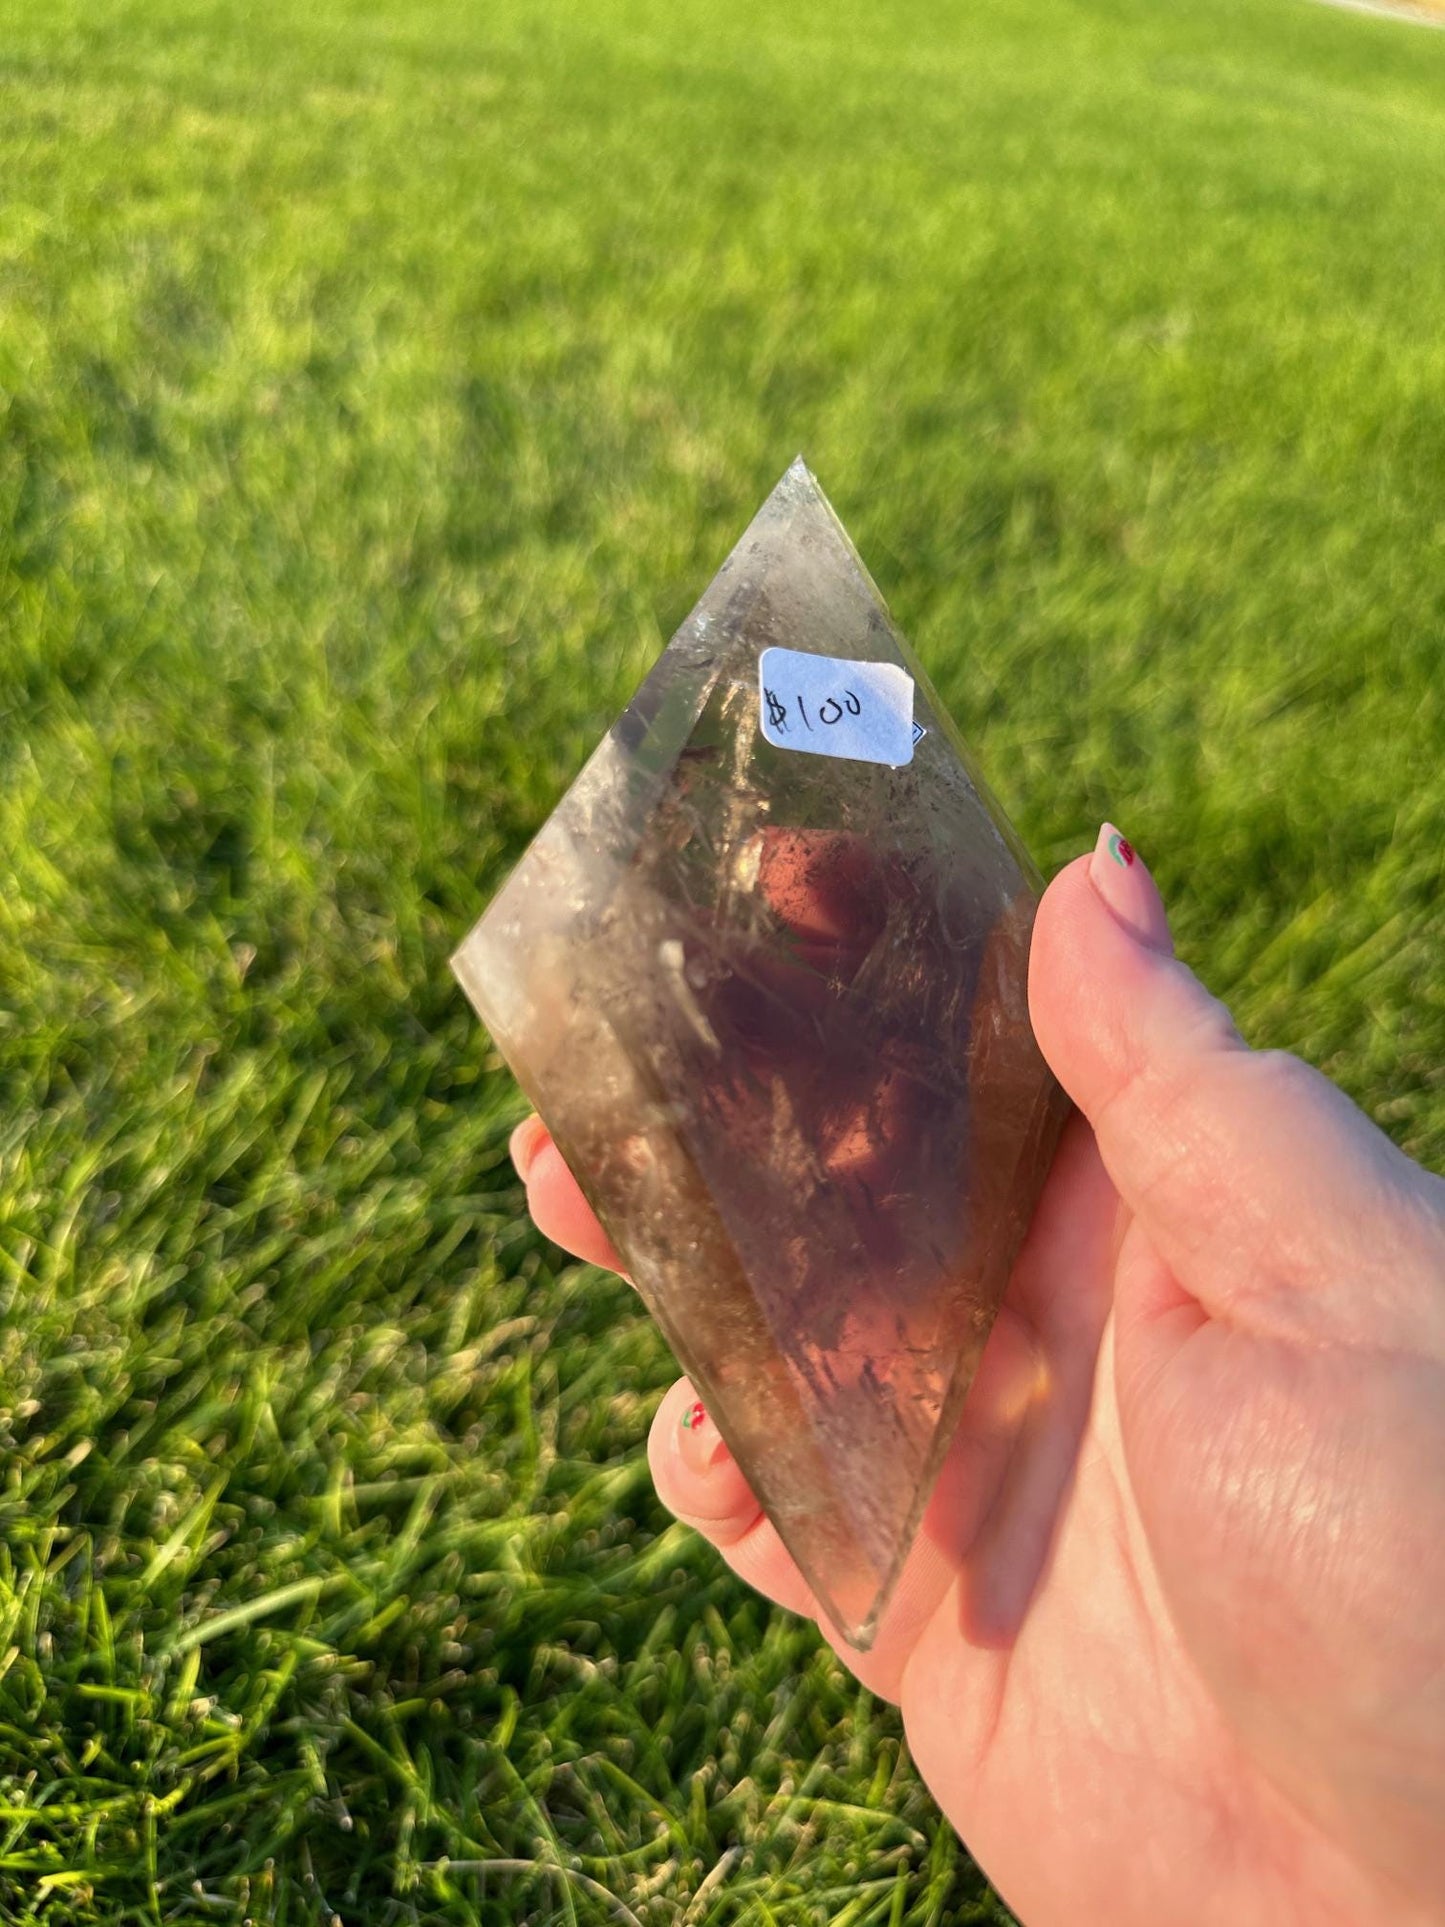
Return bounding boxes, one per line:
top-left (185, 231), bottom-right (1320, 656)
top-left (452, 462), bottom-right (1068, 1646)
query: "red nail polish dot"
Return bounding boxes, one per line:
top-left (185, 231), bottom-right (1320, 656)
top-left (1109, 833), bottom-right (1135, 868)
top-left (681, 1400), bottom-right (707, 1431)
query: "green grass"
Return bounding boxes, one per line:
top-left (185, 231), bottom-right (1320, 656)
top-left (1, 0), bottom-right (1444, 1917)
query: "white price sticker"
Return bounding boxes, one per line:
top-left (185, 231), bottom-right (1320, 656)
top-left (758, 647), bottom-right (921, 768)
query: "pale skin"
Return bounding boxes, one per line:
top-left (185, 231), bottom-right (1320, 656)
top-left (509, 826), bottom-right (1445, 1926)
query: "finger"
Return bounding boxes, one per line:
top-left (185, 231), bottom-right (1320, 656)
top-left (646, 1368), bottom-right (978, 1687)
top-left (647, 1379), bottom-right (818, 1617)
top-left (510, 1117), bottom-right (625, 1274)
top-left (1029, 828), bottom-right (1445, 1348)
top-left (1028, 831), bottom-right (1251, 1294)
top-left (647, 1296), bottom-right (1046, 1700)
top-left (649, 1377), bottom-right (760, 1541)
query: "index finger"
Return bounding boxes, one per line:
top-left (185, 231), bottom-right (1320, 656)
top-left (511, 1116), bottom-right (627, 1275)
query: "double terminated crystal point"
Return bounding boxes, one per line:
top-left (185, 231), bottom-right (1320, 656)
top-left (452, 460), bottom-right (1068, 1648)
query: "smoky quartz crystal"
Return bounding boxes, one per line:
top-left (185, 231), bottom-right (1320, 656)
top-left (452, 459), bottom-right (1069, 1647)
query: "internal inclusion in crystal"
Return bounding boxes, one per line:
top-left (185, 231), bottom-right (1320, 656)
top-left (452, 459), bottom-right (1069, 1648)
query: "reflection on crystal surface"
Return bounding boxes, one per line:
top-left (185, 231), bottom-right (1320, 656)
top-left (452, 459), bottom-right (1069, 1647)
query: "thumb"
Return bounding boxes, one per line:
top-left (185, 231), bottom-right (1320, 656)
top-left (1028, 826), bottom-right (1441, 1348)
top-left (1027, 823), bottom-right (1243, 1153)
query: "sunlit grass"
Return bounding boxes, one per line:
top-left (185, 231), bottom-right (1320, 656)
top-left (1, 0), bottom-right (1443, 1917)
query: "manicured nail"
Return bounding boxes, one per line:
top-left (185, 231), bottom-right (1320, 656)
top-left (509, 1114), bottom-right (550, 1182)
top-left (1087, 823), bottom-right (1172, 954)
top-left (1104, 828), bottom-right (1134, 869)
top-left (677, 1398), bottom-right (730, 1475)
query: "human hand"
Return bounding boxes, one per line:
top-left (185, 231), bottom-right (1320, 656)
top-left (511, 827), bottom-right (1445, 1927)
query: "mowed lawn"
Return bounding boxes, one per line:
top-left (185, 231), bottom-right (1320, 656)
top-left (2, 0), bottom-right (1444, 1919)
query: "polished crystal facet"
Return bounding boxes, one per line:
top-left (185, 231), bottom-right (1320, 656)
top-left (452, 459), bottom-right (1069, 1648)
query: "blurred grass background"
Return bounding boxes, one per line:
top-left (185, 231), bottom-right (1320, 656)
top-left (2, 0), bottom-right (1444, 1918)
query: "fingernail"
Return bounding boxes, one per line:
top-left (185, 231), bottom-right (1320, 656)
top-left (509, 1114), bottom-right (550, 1182)
top-left (1087, 823), bottom-right (1172, 954)
top-left (677, 1399), bottom-right (731, 1475)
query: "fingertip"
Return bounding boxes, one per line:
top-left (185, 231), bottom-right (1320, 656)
top-left (1028, 834), bottom-right (1252, 1256)
top-left (523, 1130), bottom-right (627, 1274)
top-left (509, 1112), bottom-right (550, 1182)
top-left (1086, 823), bottom-right (1172, 955)
top-left (1029, 852), bottom-right (1108, 1086)
top-left (647, 1383), bottom-right (819, 1620)
top-left (1029, 838), bottom-right (1211, 1122)
top-left (648, 1380), bottom-right (760, 1545)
